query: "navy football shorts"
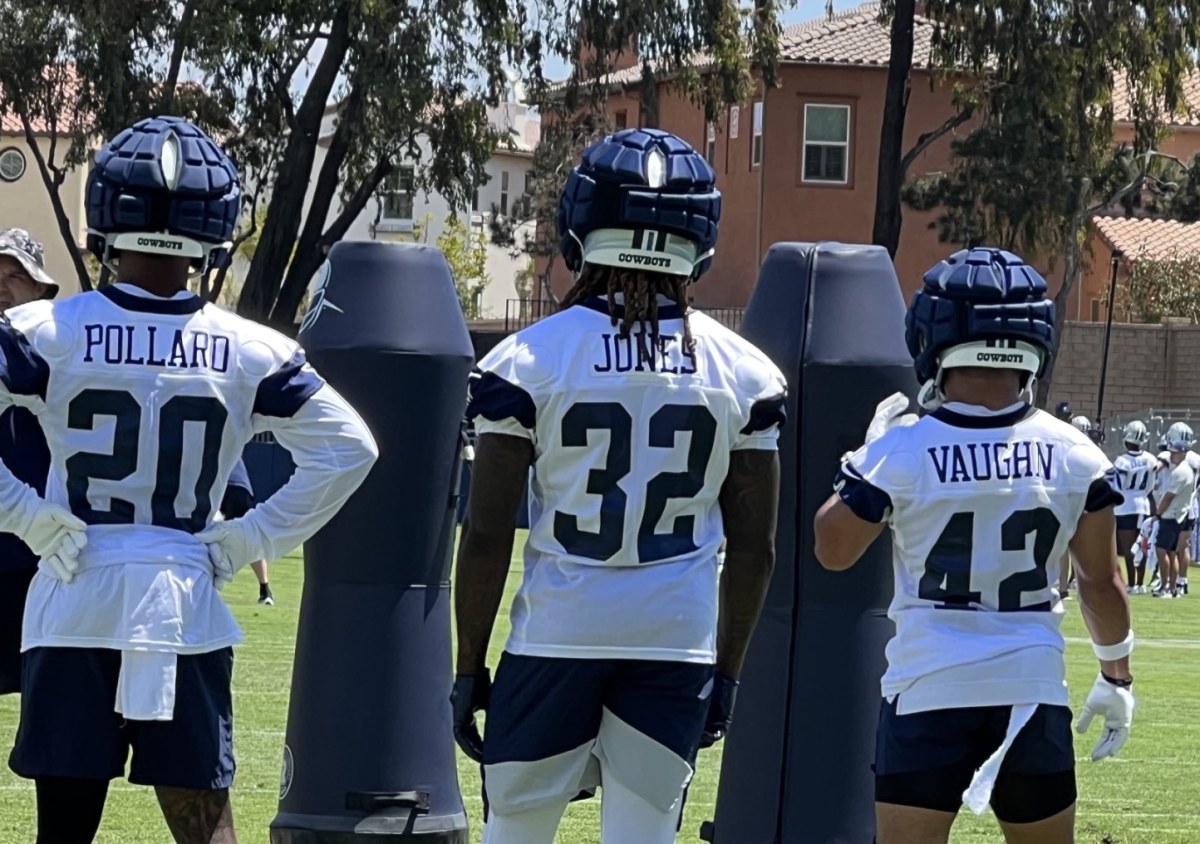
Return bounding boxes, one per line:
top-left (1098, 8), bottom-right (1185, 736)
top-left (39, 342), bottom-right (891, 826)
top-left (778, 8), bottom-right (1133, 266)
top-left (0, 568), bottom-right (35, 695)
top-left (1157, 518), bottom-right (1184, 551)
top-left (875, 698), bottom-right (1076, 824)
top-left (10, 646), bottom-right (235, 789)
top-left (1115, 514), bottom-right (1143, 533)
top-left (1181, 516), bottom-right (1196, 533)
top-left (482, 653), bottom-right (713, 818)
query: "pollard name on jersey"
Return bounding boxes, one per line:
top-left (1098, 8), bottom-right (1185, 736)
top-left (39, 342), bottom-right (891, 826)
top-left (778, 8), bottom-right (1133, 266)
top-left (0, 283), bottom-right (376, 655)
top-left (468, 296), bottom-right (786, 664)
top-left (838, 404), bottom-right (1121, 714)
top-left (82, 322), bottom-right (232, 372)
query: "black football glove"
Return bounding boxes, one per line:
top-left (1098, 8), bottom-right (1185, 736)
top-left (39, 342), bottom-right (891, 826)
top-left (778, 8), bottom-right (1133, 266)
top-left (699, 673), bottom-right (739, 749)
top-left (450, 671), bottom-right (491, 763)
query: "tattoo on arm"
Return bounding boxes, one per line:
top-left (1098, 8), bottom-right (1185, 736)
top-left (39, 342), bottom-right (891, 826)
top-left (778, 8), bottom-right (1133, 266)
top-left (155, 787), bottom-right (237, 844)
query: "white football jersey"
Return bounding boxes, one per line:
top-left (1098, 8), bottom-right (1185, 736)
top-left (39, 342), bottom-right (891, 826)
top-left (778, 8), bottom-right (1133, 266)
top-left (0, 284), bottom-right (377, 653)
top-left (1155, 450), bottom-right (1200, 518)
top-left (840, 404), bottom-right (1118, 713)
top-left (470, 296), bottom-right (786, 663)
top-left (1112, 450), bottom-right (1159, 517)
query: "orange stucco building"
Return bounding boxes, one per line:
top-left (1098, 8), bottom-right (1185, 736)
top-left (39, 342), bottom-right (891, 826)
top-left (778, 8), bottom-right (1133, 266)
top-left (545, 2), bottom-right (1200, 320)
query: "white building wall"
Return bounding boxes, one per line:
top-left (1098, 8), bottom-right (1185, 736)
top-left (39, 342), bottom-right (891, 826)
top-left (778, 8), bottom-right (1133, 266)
top-left (269, 102), bottom-right (538, 319)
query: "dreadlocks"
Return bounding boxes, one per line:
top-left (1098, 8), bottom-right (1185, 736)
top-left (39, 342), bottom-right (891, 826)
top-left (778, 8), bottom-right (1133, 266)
top-left (561, 264), bottom-right (695, 361)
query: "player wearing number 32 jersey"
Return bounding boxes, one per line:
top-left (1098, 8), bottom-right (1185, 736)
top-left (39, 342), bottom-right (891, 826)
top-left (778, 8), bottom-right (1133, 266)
top-left (815, 249), bottom-right (1135, 844)
top-left (453, 129), bottom-right (785, 844)
top-left (2, 117), bottom-right (377, 844)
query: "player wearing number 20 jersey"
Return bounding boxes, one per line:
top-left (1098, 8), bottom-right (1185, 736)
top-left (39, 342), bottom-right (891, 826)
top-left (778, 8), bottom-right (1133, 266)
top-left (3, 118), bottom-right (377, 844)
top-left (453, 130), bottom-right (785, 844)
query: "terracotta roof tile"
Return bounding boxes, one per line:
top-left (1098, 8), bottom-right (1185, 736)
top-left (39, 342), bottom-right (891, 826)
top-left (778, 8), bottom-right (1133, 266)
top-left (1111, 72), bottom-right (1200, 128)
top-left (0, 69), bottom-right (84, 135)
top-left (1093, 216), bottom-right (1200, 261)
top-left (779, 2), bottom-right (936, 67)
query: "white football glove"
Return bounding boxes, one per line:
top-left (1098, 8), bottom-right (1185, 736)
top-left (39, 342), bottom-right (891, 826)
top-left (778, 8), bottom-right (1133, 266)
top-left (22, 502), bottom-right (88, 584)
top-left (195, 519), bottom-right (262, 591)
top-left (1076, 674), bottom-right (1135, 761)
top-left (866, 392), bottom-right (919, 445)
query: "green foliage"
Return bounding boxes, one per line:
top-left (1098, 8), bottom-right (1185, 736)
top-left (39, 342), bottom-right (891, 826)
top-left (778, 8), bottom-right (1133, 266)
top-left (1113, 251), bottom-right (1200, 324)
top-left (437, 215), bottom-right (491, 319)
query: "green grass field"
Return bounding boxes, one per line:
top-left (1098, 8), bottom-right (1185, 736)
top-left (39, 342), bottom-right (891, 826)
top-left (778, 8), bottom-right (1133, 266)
top-left (1, 539), bottom-right (1198, 843)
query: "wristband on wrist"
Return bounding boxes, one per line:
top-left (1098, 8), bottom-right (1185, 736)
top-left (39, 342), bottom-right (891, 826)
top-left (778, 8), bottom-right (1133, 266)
top-left (1092, 630), bottom-right (1134, 661)
top-left (1101, 672), bottom-right (1133, 688)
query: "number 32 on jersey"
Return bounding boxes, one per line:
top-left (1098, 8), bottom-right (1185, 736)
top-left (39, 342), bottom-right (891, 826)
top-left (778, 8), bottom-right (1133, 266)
top-left (552, 401), bottom-right (716, 565)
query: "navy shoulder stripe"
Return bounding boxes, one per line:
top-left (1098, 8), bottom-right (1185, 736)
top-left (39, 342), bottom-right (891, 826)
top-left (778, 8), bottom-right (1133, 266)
top-left (468, 370), bottom-right (536, 430)
top-left (1085, 476), bottom-right (1124, 513)
top-left (0, 316), bottom-right (49, 401)
top-left (254, 350), bottom-right (325, 418)
top-left (741, 393), bottom-right (787, 435)
top-left (836, 466), bottom-right (892, 524)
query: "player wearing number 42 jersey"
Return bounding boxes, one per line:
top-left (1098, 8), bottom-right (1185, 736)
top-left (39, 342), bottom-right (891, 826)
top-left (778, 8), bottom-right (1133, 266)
top-left (815, 249), bottom-right (1135, 844)
top-left (2, 117), bottom-right (377, 844)
top-left (452, 129), bottom-right (785, 844)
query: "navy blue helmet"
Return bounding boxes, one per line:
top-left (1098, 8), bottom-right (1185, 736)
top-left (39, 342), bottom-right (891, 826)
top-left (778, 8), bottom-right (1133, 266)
top-left (86, 116), bottom-right (241, 274)
top-left (1055, 401), bottom-right (1073, 421)
top-left (558, 128), bottom-right (721, 281)
top-left (905, 248), bottom-right (1056, 392)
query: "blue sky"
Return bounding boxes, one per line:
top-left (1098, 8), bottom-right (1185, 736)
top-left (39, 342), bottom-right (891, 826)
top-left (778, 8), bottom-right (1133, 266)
top-left (539, 0), bottom-right (864, 80)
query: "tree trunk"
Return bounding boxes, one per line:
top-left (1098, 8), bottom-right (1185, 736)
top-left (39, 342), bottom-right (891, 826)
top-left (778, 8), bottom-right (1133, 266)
top-left (160, 0), bottom-right (199, 114)
top-left (236, 2), bottom-right (354, 320)
top-left (19, 117), bottom-right (93, 292)
top-left (271, 156), bottom-right (393, 325)
top-left (1036, 233), bottom-right (1081, 408)
top-left (871, 0), bottom-right (916, 258)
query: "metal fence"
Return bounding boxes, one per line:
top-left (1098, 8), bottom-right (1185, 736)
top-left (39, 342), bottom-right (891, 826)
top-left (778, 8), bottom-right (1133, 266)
top-left (505, 299), bottom-right (745, 333)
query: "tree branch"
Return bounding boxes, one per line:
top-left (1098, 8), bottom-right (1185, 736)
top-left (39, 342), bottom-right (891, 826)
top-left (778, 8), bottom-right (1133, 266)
top-left (18, 112), bottom-right (92, 292)
top-left (901, 107), bottom-right (974, 176)
top-left (161, 0), bottom-right (200, 113)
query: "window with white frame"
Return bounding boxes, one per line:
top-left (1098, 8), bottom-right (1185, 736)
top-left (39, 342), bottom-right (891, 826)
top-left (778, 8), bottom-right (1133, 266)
top-left (751, 102), bottom-right (763, 166)
top-left (382, 166), bottom-right (415, 219)
top-left (729, 105), bottom-right (740, 139)
top-left (706, 122), bottom-right (717, 164)
top-left (802, 104), bottom-right (850, 184)
top-left (500, 170), bottom-right (510, 216)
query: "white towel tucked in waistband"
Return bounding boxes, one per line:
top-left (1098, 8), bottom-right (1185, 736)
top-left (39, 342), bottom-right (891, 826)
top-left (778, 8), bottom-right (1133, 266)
top-left (115, 650), bottom-right (178, 721)
top-left (962, 703), bottom-right (1037, 815)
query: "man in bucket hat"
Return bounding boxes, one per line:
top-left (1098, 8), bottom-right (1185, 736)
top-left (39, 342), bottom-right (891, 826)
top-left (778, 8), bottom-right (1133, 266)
top-left (0, 228), bottom-right (58, 307)
top-left (0, 228), bottom-right (57, 696)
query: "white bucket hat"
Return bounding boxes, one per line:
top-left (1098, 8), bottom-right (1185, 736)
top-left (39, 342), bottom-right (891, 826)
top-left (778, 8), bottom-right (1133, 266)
top-left (0, 228), bottom-right (58, 298)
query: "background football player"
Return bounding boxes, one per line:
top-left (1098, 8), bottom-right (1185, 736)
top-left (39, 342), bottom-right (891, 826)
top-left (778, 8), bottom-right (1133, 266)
top-left (2, 117), bottom-right (377, 844)
top-left (814, 249), bottom-right (1134, 844)
top-left (452, 128), bottom-right (785, 844)
top-left (0, 228), bottom-right (56, 697)
top-left (1150, 423), bottom-right (1197, 599)
top-left (1112, 421), bottom-right (1158, 594)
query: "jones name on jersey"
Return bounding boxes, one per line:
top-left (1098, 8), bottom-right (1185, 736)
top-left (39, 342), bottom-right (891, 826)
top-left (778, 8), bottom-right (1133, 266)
top-left (838, 405), bottom-right (1121, 714)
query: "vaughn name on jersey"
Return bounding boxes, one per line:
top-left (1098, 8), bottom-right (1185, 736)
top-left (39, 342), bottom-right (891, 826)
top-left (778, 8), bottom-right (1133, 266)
top-left (468, 297), bottom-right (786, 664)
top-left (837, 404), bottom-right (1121, 714)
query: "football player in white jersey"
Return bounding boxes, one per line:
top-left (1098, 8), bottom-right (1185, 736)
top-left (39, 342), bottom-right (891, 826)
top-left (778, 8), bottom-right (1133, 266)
top-left (452, 129), bottom-right (785, 844)
top-left (2, 117), bottom-right (378, 844)
top-left (814, 249), bottom-right (1134, 844)
top-left (1150, 423), bottom-right (1197, 599)
top-left (1112, 421), bottom-right (1158, 594)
